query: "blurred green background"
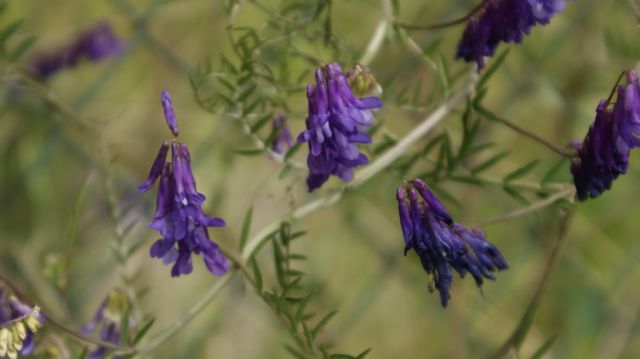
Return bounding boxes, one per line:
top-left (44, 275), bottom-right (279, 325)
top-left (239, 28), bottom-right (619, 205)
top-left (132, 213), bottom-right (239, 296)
top-left (1, 0), bottom-right (640, 358)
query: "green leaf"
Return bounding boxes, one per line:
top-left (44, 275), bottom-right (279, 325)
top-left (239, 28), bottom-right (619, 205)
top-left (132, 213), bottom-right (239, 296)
top-left (234, 148), bottom-right (264, 156)
top-left (541, 158), bottom-right (568, 185)
top-left (76, 347), bottom-right (88, 359)
top-left (356, 348), bottom-right (372, 359)
top-left (236, 83), bottom-right (257, 102)
top-left (281, 277), bottom-right (302, 299)
top-left (471, 152), bottom-right (509, 174)
top-left (132, 318), bottom-right (156, 345)
top-left (312, 310), bottom-right (338, 337)
top-left (450, 174), bottom-right (485, 187)
top-left (294, 291), bottom-right (315, 325)
top-left (302, 322), bottom-right (314, 347)
top-left (504, 160), bottom-right (539, 182)
top-left (239, 207), bottom-right (254, 250)
top-left (420, 134), bottom-right (445, 158)
top-left (530, 336), bottom-right (556, 359)
top-left (250, 257), bottom-right (263, 293)
top-left (273, 239), bottom-right (286, 288)
top-left (0, 19), bottom-right (23, 45)
top-left (278, 166), bottom-right (291, 180)
top-left (478, 48), bottom-right (510, 89)
top-left (250, 113), bottom-right (274, 133)
top-left (503, 185), bottom-right (530, 205)
top-left (284, 142), bottom-right (302, 160)
top-left (390, 0), bottom-right (400, 17)
top-left (289, 231), bottom-right (307, 241)
top-left (288, 253), bottom-right (307, 261)
top-left (330, 355), bottom-right (357, 359)
top-left (284, 344), bottom-right (306, 359)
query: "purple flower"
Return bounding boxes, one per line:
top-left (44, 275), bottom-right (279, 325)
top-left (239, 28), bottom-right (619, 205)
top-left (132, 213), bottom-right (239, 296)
top-left (81, 290), bottom-right (130, 359)
top-left (0, 288), bottom-right (43, 357)
top-left (28, 22), bottom-right (121, 80)
top-left (571, 70), bottom-right (640, 201)
top-left (297, 63), bottom-right (383, 192)
top-left (139, 91), bottom-right (229, 277)
top-left (456, 0), bottom-right (567, 69)
top-left (271, 114), bottom-right (292, 155)
top-left (396, 179), bottom-right (508, 307)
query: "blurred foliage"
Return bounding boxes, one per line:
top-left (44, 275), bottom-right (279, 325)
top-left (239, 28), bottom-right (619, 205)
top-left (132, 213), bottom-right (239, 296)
top-left (0, 0), bottom-right (640, 358)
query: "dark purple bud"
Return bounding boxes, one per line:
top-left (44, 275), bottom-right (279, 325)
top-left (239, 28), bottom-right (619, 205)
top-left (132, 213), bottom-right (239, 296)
top-left (396, 187), bottom-right (413, 253)
top-left (28, 21), bottom-right (121, 80)
top-left (456, 0), bottom-right (567, 70)
top-left (77, 22), bottom-right (121, 61)
top-left (411, 178), bottom-right (453, 225)
top-left (395, 178), bottom-right (507, 307)
top-left (271, 114), bottom-right (293, 155)
top-left (138, 142), bottom-right (170, 192)
top-left (571, 70), bottom-right (640, 201)
top-left (161, 91), bottom-right (180, 137)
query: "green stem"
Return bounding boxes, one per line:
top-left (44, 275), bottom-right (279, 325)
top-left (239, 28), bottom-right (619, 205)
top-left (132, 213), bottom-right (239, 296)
top-left (394, 1), bottom-right (487, 31)
top-left (478, 187), bottom-right (575, 227)
top-left (485, 210), bottom-right (575, 359)
top-left (477, 106), bottom-right (577, 158)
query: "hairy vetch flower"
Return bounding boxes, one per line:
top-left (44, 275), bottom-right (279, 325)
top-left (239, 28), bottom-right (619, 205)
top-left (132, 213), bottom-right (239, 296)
top-left (138, 91), bottom-right (229, 277)
top-left (29, 22), bottom-right (121, 80)
top-left (571, 70), bottom-right (640, 201)
top-left (82, 290), bottom-right (129, 359)
top-left (456, 0), bottom-right (567, 69)
top-left (297, 63), bottom-right (383, 192)
top-left (396, 179), bottom-right (508, 307)
top-left (271, 114), bottom-right (292, 155)
top-left (0, 288), bottom-right (43, 358)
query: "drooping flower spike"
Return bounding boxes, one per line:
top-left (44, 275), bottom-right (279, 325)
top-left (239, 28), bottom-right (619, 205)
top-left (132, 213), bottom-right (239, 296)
top-left (138, 91), bottom-right (229, 277)
top-left (28, 22), bottom-right (121, 80)
top-left (81, 290), bottom-right (129, 359)
top-left (396, 179), bottom-right (508, 307)
top-left (456, 0), bottom-right (567, 69)
top-left (0, 287), bottom-right (44, 358)
top-left (297, 63), bottom-right (383, 192)
top-left (271, 114), bottom-right (293, 155)
top-left (571, 70), bottom-right (640, 201)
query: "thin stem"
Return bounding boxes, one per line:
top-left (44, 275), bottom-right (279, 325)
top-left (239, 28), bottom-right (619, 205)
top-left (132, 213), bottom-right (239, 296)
top-left (486, 210), bottom-right (575, 359)
top-left (358, 20), bottom-right (388, 66)
top-left (478, 187), bottom-right (575, 227)
top-left (394, 1), bottom-right (487, 31)
top-left (477, 107), bottom-right (577, 158)
top-left (605, 70), bottom-right (628, 105)
top-left (0, 273), bottom-right (134, 354)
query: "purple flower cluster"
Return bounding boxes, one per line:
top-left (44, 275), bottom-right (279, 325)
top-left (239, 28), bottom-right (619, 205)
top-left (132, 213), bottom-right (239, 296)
top-left (297, 63), bottom-right (383, 192)
top-left (456, 0), bottom-right (567, 69)
top-left (0, 288), bottom-right (43, 358)
top-left (29, 22), bottom-right (121, 80)
top-left (271, 114), bottom-right (293, 155)
top-left (571, 70), bottom-right (640, 201)
top-left (396, 179), bottom-right (508, 307)
top-left (81, 291), bottom-right (127, 359)
top-left (139, 91), bottom-right (229, 277)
